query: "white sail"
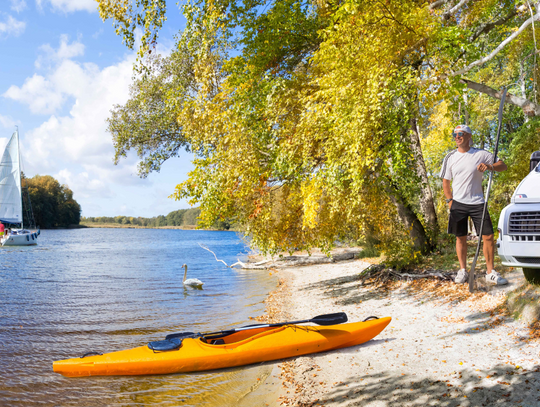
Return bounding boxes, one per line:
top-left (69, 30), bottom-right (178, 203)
top-left (0, 131), bottom-right (22, 224)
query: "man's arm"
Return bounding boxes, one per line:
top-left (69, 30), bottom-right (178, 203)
top-left (442, 178), bottom-right (453, 206)
top-left (477, 160), bottom-right (508, 172)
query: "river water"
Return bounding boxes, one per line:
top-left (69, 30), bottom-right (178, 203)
top-left (0, 228), bottom-right (278, 406)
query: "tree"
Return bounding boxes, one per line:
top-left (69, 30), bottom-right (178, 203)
top-left (96, 0), bottom-right (540, 265)
top-left (108, 50), bottom-right (194, 177)
top-left (24, 175), bottom-right (81, 228)
top-left (182, 207), bottom-right (200, 227)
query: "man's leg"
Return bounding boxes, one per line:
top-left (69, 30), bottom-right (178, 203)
top-left (448, 201), bottom-right (470, 283)
top-left (456, 236), bottom-right (468, 269)
top-left (482, 234), bottom-right (495, 272)
top-left (484, 232), bottom-right (508, 284)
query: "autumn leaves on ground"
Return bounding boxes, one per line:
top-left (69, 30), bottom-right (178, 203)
top-left (254, 253), bottom-right (540, 407)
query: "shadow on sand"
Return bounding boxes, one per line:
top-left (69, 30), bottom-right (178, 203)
top-left (316, 363), bottom-right (540, 406)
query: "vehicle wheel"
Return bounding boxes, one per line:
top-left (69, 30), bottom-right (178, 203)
top-left (523, 268), bottom-right (540, 285)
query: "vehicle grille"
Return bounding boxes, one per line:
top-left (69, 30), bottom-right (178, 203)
top-left (514, 256), bottom-right (540, 264)
top-left (509, 211), bottom-right (540, 235)
top-left (510, 235), bottom-right (540, 241)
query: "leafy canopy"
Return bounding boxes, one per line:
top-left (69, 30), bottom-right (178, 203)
top-left (97, 0), bottom-right (540, 264)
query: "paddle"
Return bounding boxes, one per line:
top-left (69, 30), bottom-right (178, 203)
top-left (214, 312), bottom-right (349, 333)
top-left (148, 312), bottom-right (348, 351)
top-left (468, 87), bottom-right (507, 293)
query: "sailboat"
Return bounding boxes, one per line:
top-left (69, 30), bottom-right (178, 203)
top-left (0, 129), bottom-right (39, 246)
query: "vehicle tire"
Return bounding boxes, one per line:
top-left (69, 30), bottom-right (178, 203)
top-left (523, 268), bottom-right (540, 285)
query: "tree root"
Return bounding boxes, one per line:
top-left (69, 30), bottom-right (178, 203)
top-left (359, 264), bottom-right (453, 285)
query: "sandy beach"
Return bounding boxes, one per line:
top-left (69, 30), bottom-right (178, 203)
top-left (256, 257), bottom-right (540, 406)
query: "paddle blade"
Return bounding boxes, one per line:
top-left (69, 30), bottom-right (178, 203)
top-left (311, 312), bottom-right (348, 326)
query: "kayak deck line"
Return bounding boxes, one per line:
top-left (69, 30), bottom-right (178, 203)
top-left (53, 317), bottom-right (391, 377)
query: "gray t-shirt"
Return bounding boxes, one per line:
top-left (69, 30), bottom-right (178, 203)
top-left (440, 147), bottom-right (497, 204)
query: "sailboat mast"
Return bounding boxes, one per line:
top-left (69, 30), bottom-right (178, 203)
top-left (16, 128), bottom-right (23, 230)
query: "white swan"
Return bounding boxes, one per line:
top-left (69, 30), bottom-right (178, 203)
top-left (182, 264), bottom-right (204, 288)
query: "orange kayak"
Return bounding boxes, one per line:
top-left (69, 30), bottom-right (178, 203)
top-left (53, 317), bottom-right (391, 377)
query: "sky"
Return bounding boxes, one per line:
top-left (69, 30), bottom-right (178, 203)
top-left (0, 0), bottom-right (194, 218)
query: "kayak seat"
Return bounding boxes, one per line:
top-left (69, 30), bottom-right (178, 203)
top-left (210, 339), bottom-right (225, 345)
top-left (148, 337), bottom-right (184, 352)
top-left (149, 332), bottom-right (200, 351)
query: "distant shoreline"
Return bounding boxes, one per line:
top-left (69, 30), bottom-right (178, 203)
top-left (76, 223), bottom-right (239, 231)
top-left (79, 223), bottom-right (196, 230)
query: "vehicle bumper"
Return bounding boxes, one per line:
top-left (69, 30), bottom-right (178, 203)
top-left (497, 203), bottom-right (540, 269)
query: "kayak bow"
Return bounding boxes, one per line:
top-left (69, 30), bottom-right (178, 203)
top-left (53, 317), bottom-right (391, 377)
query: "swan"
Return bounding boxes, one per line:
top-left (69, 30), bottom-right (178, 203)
top-left (182, 264), bottom-right (204, 288)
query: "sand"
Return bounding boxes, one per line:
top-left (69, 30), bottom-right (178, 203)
top-left (256, 259), bottom-right (540, 406)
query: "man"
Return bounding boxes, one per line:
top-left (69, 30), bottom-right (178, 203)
top-left (440, 125), bottom-right (508, 285)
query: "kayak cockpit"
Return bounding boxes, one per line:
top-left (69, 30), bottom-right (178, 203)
top-left (201, 326), bottom-right (277, 344)
top-left (149, 325), bottom-right (289, 351)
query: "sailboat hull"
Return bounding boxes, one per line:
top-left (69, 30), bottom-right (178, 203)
top-left (1, 231), bottom-right (38, 246)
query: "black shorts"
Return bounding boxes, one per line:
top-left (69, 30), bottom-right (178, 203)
top-left (448, 200), bottom-right (494, 237)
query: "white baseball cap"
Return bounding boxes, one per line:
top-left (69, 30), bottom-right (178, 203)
top-left (453, 124), bottom-right (472, 134)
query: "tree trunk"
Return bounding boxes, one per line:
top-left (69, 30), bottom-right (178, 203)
top-left (409, 117), bottom-right (439, 246)
top-left (386, 183), bottom-right (430, 254)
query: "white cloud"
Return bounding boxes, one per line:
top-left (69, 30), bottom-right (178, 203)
top-left (10, 49), bottom-right (138, 204)
top-left (37, 34), bottom-right (85, 67)
top-left (0, 114), bottom-right (16, 129)
top-left (0, 15), bottom-right (26, 38)
top-left (21, 55), bottom-right (134, 163)
top-left (10, 0), bottom-right (27, 13)
top-left (92, 28), bottom-right (103, 39)
top-left (55, 169), bottom-right (113, 199)
top-left (5, 36), bottom-right (188, 217)
top-left (6, 35), bottom-right (87, 113)
top-left (37, 0), bottom-right (97, 13)
top-left (4, 74), bottom-right (66, 114)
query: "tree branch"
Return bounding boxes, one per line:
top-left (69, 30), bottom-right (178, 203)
top-left (450, 9), bottom-right (519, 66)
top-left (448, 10), bottom-right (540, 77)
top-left (198, 243), bottom-right (230, 267)
top-left (429, 0), bottom-right (449, 10)
top-left (442, 0), bottom-right (470, 20)
top-left (469, 10), bottom-right (517, 43)
top-left (460, 79), bottom-right (540, 116)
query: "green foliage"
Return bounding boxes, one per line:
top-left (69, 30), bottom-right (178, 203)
top-left (381, 235), bottom-right (422, 270)
top-left (489, 117), bottom-right (540, 226)
top-left (81, 207), bottom-right (232, 230)
top-left (23, 175), bottom-right (81, 228)
top-left (98, 0), bottom-right (540, 267)
top-left (96, 0), bottom-right (167, 59)
top-left (108, 50), bottom-right (194, 177)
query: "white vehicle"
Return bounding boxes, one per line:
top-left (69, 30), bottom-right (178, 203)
top-left (497, 151), bottom-right (540, 283)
